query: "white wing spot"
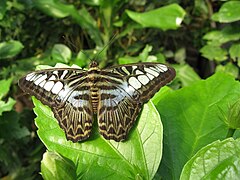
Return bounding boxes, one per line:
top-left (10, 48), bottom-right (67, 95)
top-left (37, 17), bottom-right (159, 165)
top-left (51, 81), bottom-right (64, 94)
top-left (136, 70), bottom-right (144, 75)
top-left (68, 90), bottom-right (88, 107)
top-left (39, 80), bottom-right (46, 87)
top-left (121, 67), bottom-right (130, 75)
top-left (132, 66), bottom-right (137, 71)
top-left (126, 85), bottom-right (135, 96)
top-left (58, 85), bottom-right (72, 101)
top-left (26, 73), bottom-right (36, 81)
top-left (150, 67), bottom-right (158, 71)
top-left (157, 64), bottom-right (168, 72)
top-left (53, 71), bottom-right (58, 75)
top-left (44, 81), bottom-right (55, 91)
top-left (34, 74), bottom-right (48, 86)
top-left (144, 67), bottom-right (159, 77)
top-left (60, 70), bottom-right (68, 79)
top-left (138, 75), bottom-right (149, 85)
top-left (48, 75), bottom-right (56, 81)
top-left (128, 77), bottom-right (141, 89)
top-left (146, 73), bottom-right (154, 80)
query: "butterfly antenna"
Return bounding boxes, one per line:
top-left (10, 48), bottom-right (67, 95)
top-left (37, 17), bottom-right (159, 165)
top-left (62, 35), bottom-right (93, 62)
top-left (62, 35), bottom-right (78, 52)
top-left (93, 33), bottom-right (118, 61)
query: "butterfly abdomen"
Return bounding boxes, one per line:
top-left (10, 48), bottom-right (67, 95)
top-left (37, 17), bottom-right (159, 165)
top-left (88, 66), bottom-right (101, 114)
top-left (90, 87), bottom-right (99, 113)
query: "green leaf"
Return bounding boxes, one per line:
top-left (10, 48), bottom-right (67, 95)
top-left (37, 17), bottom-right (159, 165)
top-left (174, 64), bottom-right (201, 87)
top-left (174, 47), bottom-right (186, 64)
top-left (0, 98), bottom-right (16, 116)
top-left (34, 0), bottom-right (74, 18)
top-left (34, 0), bottom-right (102, 46)
top-left (72, 51), bottom-right (90, 68)
top-left (219, 98), bottom-right (240, 130)
top-left (0, 78), bottom-right (15, 115)
top-left (0, 78), bottom-right (12, 99)
top-left (203, 26), bottom-right (240, 45)
top-left (51, 44), bottom-right (72, 63)
top-left (81, 0), bottom-right (101, 6)
top-left (77, 6), bottom-right (103, 46)
top-left (0, 0), bottom-right (6, 20)
top-left (180, 138), bottom-right (240, 179)
top-left (156, 72), bottom-right (240, 179)
top-left (118, 45), bottom-right (159, 64)
top-left (41, 151), bottom-right (77, 180)
top-left (139, 45), bottom-right (153, 62)
top-left (33, 98), bottom-right (163, 179)
top-left (118, 56), bottom-right (140, 64)
top-left (229, 43), bottom-right (240, 61)
top-left (212, 1), bottom-right (240, 23)
top-left (151, 86), bottom-right (174, 106)
top-left (0, 40), bottom-right (24, 59)
top-left (216, 62), bottom-right (239, 78)
top-left (194, 0), bottom-right (208, 15)
top-left (200, 44), bottom-right (227, 61)
top-left (0, 111), bottom-right (30, 139)
top-left (126, 4), bottom-right (186, 30)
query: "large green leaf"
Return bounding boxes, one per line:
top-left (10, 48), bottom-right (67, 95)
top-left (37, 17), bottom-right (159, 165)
top-left (0, 0), bottom-right (6, 20)
top-left (41, 151), bottom-right (77, 180)
top-left (126, 4), bottom-right (186, 30)
top-left (0, 40), bottom-right (24, 59)
top-left (51, 44), bottom-right (72, 63)
top-left (0, 111), bottom-right (30, 140)
top-left (200, 44), bottom-right (227, 61)
top-left (180, 138), bottom-right (240, 179)
top-left (216, 62), bottom-right (239, 78)
top-left (212, 1), bottom-right (240, 23)
top-left (203, 26), bottom-right (240, 45)
top-left (156, 72), bottom-right (240, 179)
top-left (0, 78), bottom-right (16, 115)
top-left (0, 98), bottom-right (16, 116)
top-left (33, 98), bottom-right (163, 179)
top-left (229, 43), bottom-right (240, 61)
top-left (173, 64), bottom-right (201, 87)
top-left (0, 78), bottom-right (12, 99)
top-left (33, 0), bottom-right (102, 46)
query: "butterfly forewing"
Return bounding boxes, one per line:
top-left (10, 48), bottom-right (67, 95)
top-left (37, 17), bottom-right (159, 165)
top-left (19, 62), bottom-right (175, 142)
top-left (19, 68), bottom-right (94, 142)
top-left (105, 62), bottom-right (176, 102)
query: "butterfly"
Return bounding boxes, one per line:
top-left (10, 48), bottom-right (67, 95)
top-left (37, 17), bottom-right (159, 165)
top-left (19, 61), bottom-right (176, 142)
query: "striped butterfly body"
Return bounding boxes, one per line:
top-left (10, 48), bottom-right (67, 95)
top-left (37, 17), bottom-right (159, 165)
top-left (19, 61), bottom-right (176, 142)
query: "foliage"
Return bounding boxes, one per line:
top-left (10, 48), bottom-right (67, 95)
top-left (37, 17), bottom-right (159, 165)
top-left (155, 72), bottom-right (240, 179)
top-left (0, 0), bottom-right (240, 179)
top-left (180, 138), bottom-right (240, 179)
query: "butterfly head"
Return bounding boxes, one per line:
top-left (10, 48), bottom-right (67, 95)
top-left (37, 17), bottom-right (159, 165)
top-left (89, 61), bottom-right (99, 68)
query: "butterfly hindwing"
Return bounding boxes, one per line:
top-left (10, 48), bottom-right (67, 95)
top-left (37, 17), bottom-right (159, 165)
top-left (19, 68), bottom-right (94, 141)
top-left (52, 89), bottom-right (93, 142)
top-left (97, 81), bottom-right (143, 141)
